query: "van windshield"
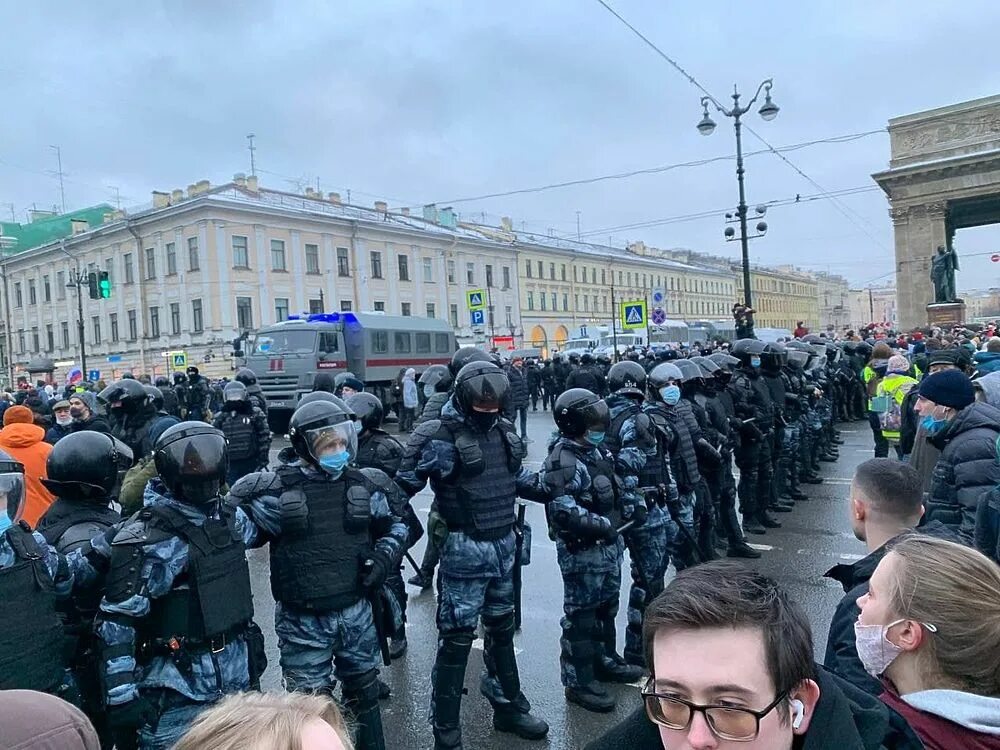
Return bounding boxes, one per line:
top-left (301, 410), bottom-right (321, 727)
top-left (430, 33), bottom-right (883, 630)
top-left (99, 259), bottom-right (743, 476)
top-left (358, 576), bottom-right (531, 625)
top-left (252, 330), bottom-right (317, 355)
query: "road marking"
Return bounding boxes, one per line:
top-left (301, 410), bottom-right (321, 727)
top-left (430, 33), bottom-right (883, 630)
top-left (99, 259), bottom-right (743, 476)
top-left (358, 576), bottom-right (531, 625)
top-left (839, 553), bottom-right (865, 561)
top-left (471, 638), bottom-right (522, 656)
top-left (748, 543), bottom-right (774, 551)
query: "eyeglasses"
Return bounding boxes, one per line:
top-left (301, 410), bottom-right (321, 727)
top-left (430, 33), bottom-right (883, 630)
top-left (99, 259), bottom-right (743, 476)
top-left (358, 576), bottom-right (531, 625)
top-left (641, 680), bottom-right (788, 741)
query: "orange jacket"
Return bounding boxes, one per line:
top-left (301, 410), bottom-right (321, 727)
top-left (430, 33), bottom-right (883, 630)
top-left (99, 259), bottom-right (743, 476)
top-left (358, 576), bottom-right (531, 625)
top-left (0, 422), bottom-right (55, 527)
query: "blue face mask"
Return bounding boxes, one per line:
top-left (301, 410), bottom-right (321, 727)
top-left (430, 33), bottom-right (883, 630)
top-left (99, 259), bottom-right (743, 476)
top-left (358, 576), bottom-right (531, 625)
top-left (0, 513), bottom-right (11, 534)
top-left (750, 355), bottom-right (762, 368)
top-left (921, 415), bottom-right (948, 435)
top-left (660, 385), bottom-right (681, 405)
top-left (319, 451), bottom-right (351, 475)
top-left (585, 430), bottom-right (606, 446)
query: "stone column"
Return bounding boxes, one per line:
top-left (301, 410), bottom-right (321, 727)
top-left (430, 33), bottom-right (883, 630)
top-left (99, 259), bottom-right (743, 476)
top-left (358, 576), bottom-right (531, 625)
top-left (893, 201), bottom-right (948, 329)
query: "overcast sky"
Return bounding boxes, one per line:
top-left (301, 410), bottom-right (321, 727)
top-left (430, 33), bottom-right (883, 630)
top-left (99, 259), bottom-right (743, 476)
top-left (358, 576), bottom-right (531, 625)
top-left (4, 0), bottom-right (1000, 290)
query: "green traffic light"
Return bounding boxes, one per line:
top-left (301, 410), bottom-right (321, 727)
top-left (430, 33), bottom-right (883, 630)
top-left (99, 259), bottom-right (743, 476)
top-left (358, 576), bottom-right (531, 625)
top-left (98, 271), bottom-right (111, 299)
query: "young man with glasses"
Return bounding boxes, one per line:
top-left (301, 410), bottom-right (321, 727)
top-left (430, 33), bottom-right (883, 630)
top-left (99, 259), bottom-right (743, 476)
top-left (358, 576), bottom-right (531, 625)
top-left (586, 561), bottom-right (921, 749)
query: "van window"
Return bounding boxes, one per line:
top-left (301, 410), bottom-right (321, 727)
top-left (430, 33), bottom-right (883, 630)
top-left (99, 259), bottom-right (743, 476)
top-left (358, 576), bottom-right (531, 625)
top-left (416, 332), bottom-right (431, 353)
top-left (319, 332), bottom-right (339, 352)
top-left (371, 330), bottom-right (388, 353)
top-left (395, 332), bottom-right (411, 353)
top-left (436, 333), bottom-right (451, 353)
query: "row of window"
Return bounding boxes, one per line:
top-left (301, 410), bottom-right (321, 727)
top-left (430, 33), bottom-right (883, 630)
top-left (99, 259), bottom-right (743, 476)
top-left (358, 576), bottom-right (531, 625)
top-left (522, 259), bottom-right (734, 297)
top-left (523, 291), bottom-right (733, 318)
top-left (368, 331), bottom-right (452, 355)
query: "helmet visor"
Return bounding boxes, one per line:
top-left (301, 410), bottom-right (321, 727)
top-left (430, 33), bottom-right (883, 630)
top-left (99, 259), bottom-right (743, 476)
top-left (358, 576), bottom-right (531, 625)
top-left (580, 398), bottom-right (610, 432)
top-left (464, 370), bottom-right (509, 412)
top-left (305, 422), bottom-right (358, 463)
top-left (787, 350), bottom-right (810, 369)
top-left (1, 473), bottom-right (26, 522)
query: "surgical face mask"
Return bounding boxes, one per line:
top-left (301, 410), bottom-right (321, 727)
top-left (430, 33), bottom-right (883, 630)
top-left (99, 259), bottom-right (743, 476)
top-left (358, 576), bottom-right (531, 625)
top-left (424, 384), bottom-right (436, 398)
top-left (353, 420), bottom-right (364, 435)
top-left (660, 385), bottom-right (681, 405)
top-left (585, 430), bottom-right (606, 446)
top-left (854, 618), bottom-right (907, 676)
top-left (921, 414), bottom-right (948, 435)
top-left (55, 413), bottom-right (73, 426)
top-left (319, 450), bottom-right (351, 476)
top-left (469, 409), bottom-right (499, 432)
top-left (750, 355), bottom-right (762, 368)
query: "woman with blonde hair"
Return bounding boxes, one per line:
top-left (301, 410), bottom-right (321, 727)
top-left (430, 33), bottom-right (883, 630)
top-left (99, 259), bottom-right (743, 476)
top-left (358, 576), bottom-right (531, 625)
top-left (172, 691), bottom-right (354, 750)
top-left (856, 534), bottom-right (1000, 749)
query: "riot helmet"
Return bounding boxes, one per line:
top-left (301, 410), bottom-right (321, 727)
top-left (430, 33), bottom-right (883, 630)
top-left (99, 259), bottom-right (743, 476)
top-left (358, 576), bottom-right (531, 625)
top-left (0, 450), bottom-right (25, 526)
top-left (418, 364), bottom-right (453, 397)
top-left (297, 390), bottom-right (355, 419)
top-left (553, 388), bottom-right (609, 439)
top-left (708, 352), bottom-right (739, 371)
top-left (346, 392), bottom-right (384, 434)
top-left (672, 359), bottom-right (704, 383)
top-left (449, 346), bottom-right (490, 378)
top-left (153, 422), bottom-right (228, 505)
top-left (154, 376), bottom-right (171, 388)
top-left (732, 339), bottom-right (767, 370)
top-left (143, 385), bottom-right (164, 411)
top-left (690, 356), bottom-right (720, 378)
top-left (648, 362), bottom-right (684, 405)
top-left (568, 352), bottom-right (581, 365)
top-left (173, 371), bottom-right (188, 386)
top-left (580, 352), bottom-right (594, 366)
top-left (223, 381), bottom-right (249, 404)
top-left (761, 342), bottom-right (787, 373)
top-left (607, 361), bottom-right (647, 399)
top-left (99, 378), bottom-right (150, 414)
top-left (42, 432), bottom-right (133, 502)
top-left (235, 367), bottom-right (258, 387)
top-left (288, 399), bottom-right (357, 473)
top-left (454, 361), bottom-right (508, 432)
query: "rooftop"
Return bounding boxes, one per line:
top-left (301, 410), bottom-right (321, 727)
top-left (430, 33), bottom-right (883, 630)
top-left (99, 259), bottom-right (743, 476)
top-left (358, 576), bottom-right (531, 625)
top-left (0, 204), bottom-right (115, 255)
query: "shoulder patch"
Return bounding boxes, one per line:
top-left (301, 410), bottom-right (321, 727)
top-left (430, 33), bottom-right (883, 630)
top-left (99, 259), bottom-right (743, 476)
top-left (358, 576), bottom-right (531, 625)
top-left (111, 511), bottom-right (174, 546)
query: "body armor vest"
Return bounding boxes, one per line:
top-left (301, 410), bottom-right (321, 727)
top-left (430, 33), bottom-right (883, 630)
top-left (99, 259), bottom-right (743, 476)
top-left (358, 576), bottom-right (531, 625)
top-left (270, 467), bottom-right (372, 612)
top-left (37, 500), bottom-right (120, 554)
top-left (123, 504), bottom-right (254, 645)
top-left (356, 431), bottom-right (402, 476)
top-left (578, 446), bottom-right (620, 524)
top-left (435, 420), bottom-right (520, 541)
top-left (221, 412), bottom-right (257, 461)
top-left (0, 525), bottom-right (69, 691)
top-left (604, 403), bottom-right (638, 457)
top-left (638, 408), bottom-right (673, 490)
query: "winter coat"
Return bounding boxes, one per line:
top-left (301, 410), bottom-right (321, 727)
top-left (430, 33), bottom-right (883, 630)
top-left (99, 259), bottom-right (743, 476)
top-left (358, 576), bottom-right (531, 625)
top-left (585, 666), bottom-right (923, 750)
top-left (402, 375), bottom-right (418, 409)
top-left (44, 422), bottom-right (74, 445)
top-left (69, 414), bottom-right (112, 435)
top-left (881, 683), bottom-right (1000, 750)
top-left (926, 401), bottom-right (1000, 539)
top-left (973, 350), bottom-right (1000, 375)
top-left (976, 485), bottom-right (1000, 564)
top-left (564, 365), bottom-right (602, 395)
top-left (0, 422), bottom-right (55, 527)
top-left (0, 689), bottom-right (101, 750)
top-left (505, 366), bottom-right (529, 409)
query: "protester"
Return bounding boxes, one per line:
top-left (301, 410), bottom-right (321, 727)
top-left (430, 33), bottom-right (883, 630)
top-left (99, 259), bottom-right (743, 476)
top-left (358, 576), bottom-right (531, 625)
top-left (917, 369), bottom-right (1000, 539)
top-left (172, 691), bottom-right (354, 750)
top-left (67, 392), bottom-right (110, 434)
top-left (505, 355), bottom-right (530, 438)
top-left (587, 560), bottom-right (921, 749)
top-left (0, 405), bottom-right (54, 526)
top-left (823, 458), bottom-right (952, 695)
top-left (857, 535), bottom-right (1000, 749)
top-left (873, 356), bottom-right (918, 459)
top-left (44, 400), bottom-right (75, 445)
top-left (399, 367), bottom-right (418, 432)
top-left (0, 690), bottom-right (101, 750)
top-left (974, 337), bottom-right (1000, 375)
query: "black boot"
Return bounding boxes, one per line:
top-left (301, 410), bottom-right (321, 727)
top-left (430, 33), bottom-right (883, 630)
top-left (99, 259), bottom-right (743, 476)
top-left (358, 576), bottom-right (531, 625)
top-left (594, 604), bottom-right (644, 684)
top-left (562, 617), bottom-right (616, 713)
top-left (727, 541), bottom-right (762, 559)
top-left (431, 632), bottom-right (473, 749)
top-left (343, 670), bottom-right (387, 750)
top-left (407, 570), bottom-right (433, 589)
top-left (389, 627), bottom-right (408, 660)
top-left (481, 613), bottom-right (550, 740)
top-left (742, 513), bottom-right (767, 535)
top-left (756, 510), bottom-right (781, 529)
top-left (800, 473), bottom-right (823, 484)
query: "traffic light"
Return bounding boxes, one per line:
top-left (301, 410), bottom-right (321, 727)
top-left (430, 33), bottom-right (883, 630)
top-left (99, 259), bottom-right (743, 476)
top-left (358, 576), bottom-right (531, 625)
top-left (98, 271), bottom-right (111, 299)
top-left (87, 272), bottom-right (99, 300)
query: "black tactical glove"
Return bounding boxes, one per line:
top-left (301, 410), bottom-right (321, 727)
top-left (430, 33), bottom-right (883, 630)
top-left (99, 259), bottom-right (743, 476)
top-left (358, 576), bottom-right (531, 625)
top-left (360, 549), bottom-right (392, 591)
top-left (628, 503), bottom-right (648, 528)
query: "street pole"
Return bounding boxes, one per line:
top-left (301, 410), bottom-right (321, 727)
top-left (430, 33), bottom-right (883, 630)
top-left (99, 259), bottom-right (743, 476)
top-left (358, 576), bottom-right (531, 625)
top-left (74, 268), bottom-right (87, 376)
top-left (733, 109), bottom-right (752, 310)
top-left (610, 274), bottom-right (618, 356)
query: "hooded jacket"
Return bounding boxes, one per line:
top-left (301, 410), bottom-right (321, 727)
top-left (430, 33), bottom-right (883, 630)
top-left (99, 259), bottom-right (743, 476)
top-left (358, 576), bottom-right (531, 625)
top-left (0, 422), bottom-right (54, 527)
top-left (973, 350), bottom-right (1000, 375)
top-left (0, 689), bottom-right (100, 749)
top-left (926, 401), bottom-right (1000, 539)
top-left (881, 684), bottom-right (1000, 750)
top-left (583, 666), bottom-right (923, 750)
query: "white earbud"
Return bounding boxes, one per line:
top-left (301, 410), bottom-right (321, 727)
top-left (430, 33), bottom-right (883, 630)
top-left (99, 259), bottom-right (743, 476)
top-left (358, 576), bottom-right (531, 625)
top-left (790, 699), bottom-right (805, 729)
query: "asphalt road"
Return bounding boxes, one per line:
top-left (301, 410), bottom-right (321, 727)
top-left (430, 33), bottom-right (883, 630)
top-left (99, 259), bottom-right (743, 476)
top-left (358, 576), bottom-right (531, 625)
top-left (249, 409), bottom-right (874, 749)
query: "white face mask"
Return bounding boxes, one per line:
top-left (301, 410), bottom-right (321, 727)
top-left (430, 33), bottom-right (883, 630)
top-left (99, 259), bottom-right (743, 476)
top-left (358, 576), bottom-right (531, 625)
top-left (55, 414), bottom-right (73, 426)
top-left (854, 618), bottom-right (906, 676)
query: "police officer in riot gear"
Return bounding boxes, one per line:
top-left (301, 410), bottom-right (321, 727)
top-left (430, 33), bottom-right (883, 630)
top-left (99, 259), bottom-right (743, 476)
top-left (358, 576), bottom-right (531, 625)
top-left (231, 400), bottom-right (408, 750)
top-left (730, 339), bottom-right (780, 535)
top-left (184, 366), bottom-right (212, 421)
top-left (0, 450), bottom-right (74, 698)
top-left (235, 367), bottom-right (268, 414)
top-left (417, 364), bottom-right (453, 421)
top-left (761, 343), bottom-right (795, 515)
top-left (542, 388), bottom-right (644, 714)
top-left (100, 378), bottom-right (158, 463)
top-left (396, 361), bottom-right (548, 749)
top-left (91, 422), bottom-right (269, 749)
top-left (36, 432), bottom-right (131, 744)
top-left (213, 381), bottom-right (271, 485)
top-left (778, 345), bottom-right (812, 502)
top-left (347, 391), bottom-right (419, 661)
top-left (691, 356), bottom-right (759, 558)
top-left (154, 376), bottom-right (182, 418)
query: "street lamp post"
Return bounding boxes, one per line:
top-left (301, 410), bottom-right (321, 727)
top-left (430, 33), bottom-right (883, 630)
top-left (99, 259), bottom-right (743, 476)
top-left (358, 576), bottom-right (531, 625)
top-left (59, 240), bottom-right (88, 376)
top-left (697, 80), bottom-right (779, 311)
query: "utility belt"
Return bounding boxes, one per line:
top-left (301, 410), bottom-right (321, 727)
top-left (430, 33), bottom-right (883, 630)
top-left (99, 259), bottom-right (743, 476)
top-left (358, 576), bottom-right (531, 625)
top-left (640, 485), bottom-right (676, 511)
top-left (444, 520), bottom-right (513, 543)
top-left (139, 621), bottom-right (249, 664)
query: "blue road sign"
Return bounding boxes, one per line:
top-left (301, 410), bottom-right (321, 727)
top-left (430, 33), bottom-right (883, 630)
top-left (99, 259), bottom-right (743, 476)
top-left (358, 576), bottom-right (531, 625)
top-left (620, 300), bottom-right (647, 330)
top-left (107, 355), bottom-right (122, 363)
top-left (651, 308), bottom-right (666, 326)
top-left (88, 370), bottom-right (100, 382)
top-left (470, 309), bottom-right (485, 326)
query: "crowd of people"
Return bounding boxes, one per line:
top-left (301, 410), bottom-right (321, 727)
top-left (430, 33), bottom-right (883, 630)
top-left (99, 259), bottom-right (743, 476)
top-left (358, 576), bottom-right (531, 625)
top-left (1, 320), bottom-right (1000, 750)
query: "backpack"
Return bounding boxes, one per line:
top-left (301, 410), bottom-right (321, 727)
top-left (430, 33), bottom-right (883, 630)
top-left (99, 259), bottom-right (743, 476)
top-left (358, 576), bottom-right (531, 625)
top-left (878, 380), bottom-right (915, 433)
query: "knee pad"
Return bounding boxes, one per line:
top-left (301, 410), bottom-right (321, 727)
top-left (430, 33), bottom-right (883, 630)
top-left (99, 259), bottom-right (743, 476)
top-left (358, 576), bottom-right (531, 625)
top-left (482, 612), bottom-right (516, 644)
top-left (342, 669), bottom-right (380, 703)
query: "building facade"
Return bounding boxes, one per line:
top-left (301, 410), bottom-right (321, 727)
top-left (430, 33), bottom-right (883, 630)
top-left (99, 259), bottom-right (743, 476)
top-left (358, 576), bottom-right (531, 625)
top-left (813, 271), bottom-right (851, 333)
top-left (735, 265), bottom-right (819, 332)
top-left (847, 285), bottom-right (898, 331)
top-left (0, 176), bottom-right (521, 382)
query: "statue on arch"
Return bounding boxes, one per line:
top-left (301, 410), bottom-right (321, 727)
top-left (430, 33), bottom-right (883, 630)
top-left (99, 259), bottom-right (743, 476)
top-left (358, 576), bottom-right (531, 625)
top-left (930, 244), bottom-right (959, 303)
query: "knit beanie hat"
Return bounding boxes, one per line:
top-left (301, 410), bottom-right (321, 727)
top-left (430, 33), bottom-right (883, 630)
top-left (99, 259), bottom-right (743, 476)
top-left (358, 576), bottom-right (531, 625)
top-left (886, 355), bottom-right (910, 375)
top-left (917, 370), bottom-right (975, 410)
top-left (3, 405), bottom-right (34, 425)
top-left (75, 391), bottom-right (98, 413)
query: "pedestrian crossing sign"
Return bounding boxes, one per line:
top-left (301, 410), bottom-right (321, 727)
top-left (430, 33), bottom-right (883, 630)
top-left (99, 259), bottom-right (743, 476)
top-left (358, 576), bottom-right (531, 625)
top-left (171, 352), bottom-right (187, 369)
top-left (467, 289), bottom-right (486, 311)
top-left (620, 300), bottom-right (647, 330)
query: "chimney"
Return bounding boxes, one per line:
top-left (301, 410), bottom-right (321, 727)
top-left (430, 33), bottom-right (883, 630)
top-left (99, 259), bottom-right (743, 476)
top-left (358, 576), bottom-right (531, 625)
top-left (500, 216), bottom-right (513, 232)
top-left (195, 179), bottom-right (210, 194)
top-left (400, 207), bottom-right (410, 217)
top-left (328, 192), bottom-right (341, 204)
top-left (28, 208), bottom-right (57, 223)
top-left (187, 183), bottom-right (198, 198)
top-left (422, 204), bottom-right (438, 223)
top-left (102, 212), bottom-right (115, 224)
top-left (246, 175), bottom-right (259, 192)
top-left (152, 191), bottom-right (170, 208)
top-left (374, 201), bottom-right (388, 216)
top-left (70, 218), bottom-right (89, 234)
top-left (233, 172), bottom-right (247, 187)
top-left (438, 206), bottom-right (456, 228)
top-left (171, 189), bottom-right (184, 203)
